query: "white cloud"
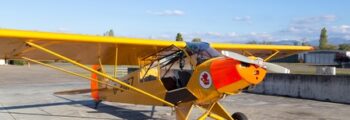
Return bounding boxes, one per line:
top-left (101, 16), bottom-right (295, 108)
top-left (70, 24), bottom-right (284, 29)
top-left (147, 10), bottom-right (185, 16)
top-left (286, 27), bottom-right (300, 33)
top-left (54, 27), bottom-right (70, 33)
top-left (228, 32), bottom-right (237, 37)
top-left (279, 15), bottom-right (339, 38)
top-left (233, 16), bottom-right (251, 22)
top-left (126, 31), bottom-right (279, 43)
top-left (157, 34), bottom-right (173, 39)
top-left (293, 15), bottom-right (336, 25)
top-left (142, 15), bottom-right (349, 44)
top-left (331, 25), bottom-right (350, 33)
top-left (180, 32), bottom-right (274, 43)
top-left (329, 25), bottom-right (350, 40)
top-left (203, 32), bottom-right (224, 37)
top-left (282, 26), bottom-right (320, 34)
top-left (240, 32), bottom-right (271, 41)
top-left (322, 15), bottom-right (337, 21)
top-left (344, 35), bottom-right (350, 40)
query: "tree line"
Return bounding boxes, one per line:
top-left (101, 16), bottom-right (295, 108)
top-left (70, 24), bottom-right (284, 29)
top-left (103, 28), bottom-right (350, 51)
top-left (319, 27), bottom-right (350, 51)
top-left (245, 27), bottom-right (350, 51)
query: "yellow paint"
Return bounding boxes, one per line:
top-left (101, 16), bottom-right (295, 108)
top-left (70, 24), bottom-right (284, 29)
top-left (26, 41), bottom-right (175, 107)
top-left (264, 50), bottom-right (279, 62)
top-left (99, 70), bottom-right (167, 106)
top-left (198, 102), bottom-right (217, 120)
top-left (208, 113), bottom-right (226, 120)
top-left (243, 50), bottom-right (254, 56)
top-left (210, 102), bottom-right (233, 120)
top-left (0, 28), bottom-right (317, 119)
top-left (0, 29), bottom-right (314, 66)
top-left (196, 102), bottom-right (233, 120)
top-left (2, 28), bottom-right (314, 51)
top-left (217, 80), bottom-right (250, 94)
top-left (114, 46), bottom-right (118, 78)
top-left (211, 42), bottom-right (313, 51)
top-left (186, 58), bottom-right (221, 104)
top-left (236, 62), bottom-right (267, 85)
top-left (0, 28), bottom-right (313, 51)
top-left (140, 66), bottom-right (158, 82)
top-left (175, 102), bottom-right (194, 120)
top-left (98, 57), bottom-right (105, 73)
top-left (20, 41), bottom-right (58, 55)
top-left (0, 29), bottom-right (186, 47)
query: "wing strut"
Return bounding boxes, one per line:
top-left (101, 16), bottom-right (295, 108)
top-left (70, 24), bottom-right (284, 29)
top-left (114, 46), bottom-right (118, 78)
top-left (22, 57), bottom-right (126, 92)
top-left (196, 102), bottom-right (233, 120)
top-left (264, 49), bottom-right (280, 62)
top-left (25, 41), bottom-right (175, 107)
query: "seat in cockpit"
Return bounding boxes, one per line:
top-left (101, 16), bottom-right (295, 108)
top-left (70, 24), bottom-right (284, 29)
top-left (161, 69), bottom-right (193, 91)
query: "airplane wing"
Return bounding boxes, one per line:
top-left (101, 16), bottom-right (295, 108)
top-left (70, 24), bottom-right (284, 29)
top-left (0, 29), bottom-right (313, 65)
top-left (0, 29), bottom-right (187, 65)
top-left (211, 43), bottom-right (314, 61)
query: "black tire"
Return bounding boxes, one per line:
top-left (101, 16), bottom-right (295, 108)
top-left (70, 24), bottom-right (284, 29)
top-left (231, 112), bottom-right (248, 120)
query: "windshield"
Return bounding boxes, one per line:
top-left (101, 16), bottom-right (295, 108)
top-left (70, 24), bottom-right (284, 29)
top-left (186, 42), bottom-right (221, 65)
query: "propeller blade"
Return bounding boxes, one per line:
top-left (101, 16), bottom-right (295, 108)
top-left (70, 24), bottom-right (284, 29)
top-left (264, 62), bottom-right (290, 73)
top-left (221, 51), bottom-right (255, 64)
top-left (221, 50), bottom-right (290, 74)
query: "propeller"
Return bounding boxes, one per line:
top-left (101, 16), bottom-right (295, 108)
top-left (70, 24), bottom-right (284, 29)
top-left (221, 51), bottom-right (290, 73)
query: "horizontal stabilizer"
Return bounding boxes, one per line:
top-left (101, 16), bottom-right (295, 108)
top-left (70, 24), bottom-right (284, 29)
top-left (54, 88), bottom-right (100, 95)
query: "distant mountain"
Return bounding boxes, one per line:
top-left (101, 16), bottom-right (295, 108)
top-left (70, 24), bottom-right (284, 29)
top-left (271, 38), bottom-right (350, 46)
top-left (270, 40), bottom-right (301, 45)
top-left (308, 37), bottom-right (350, 46)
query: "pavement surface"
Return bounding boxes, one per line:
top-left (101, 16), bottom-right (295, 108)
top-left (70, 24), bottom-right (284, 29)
top-left (0, 65), bottom-right (350, 120)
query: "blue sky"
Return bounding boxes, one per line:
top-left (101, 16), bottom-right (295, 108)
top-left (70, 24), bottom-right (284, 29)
top-left (0, 0), bottom-right (350, 43)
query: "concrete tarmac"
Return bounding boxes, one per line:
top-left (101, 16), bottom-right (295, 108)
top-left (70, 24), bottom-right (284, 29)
top-left (0, 65), bottom-right (350, 120)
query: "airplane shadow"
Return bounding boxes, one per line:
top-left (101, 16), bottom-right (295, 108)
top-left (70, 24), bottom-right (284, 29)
top-left (0, 95), bottom-right (164, 120)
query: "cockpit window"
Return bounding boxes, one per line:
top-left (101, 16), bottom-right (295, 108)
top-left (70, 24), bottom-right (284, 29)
top-left (186, 42), bottom-right (221, 65)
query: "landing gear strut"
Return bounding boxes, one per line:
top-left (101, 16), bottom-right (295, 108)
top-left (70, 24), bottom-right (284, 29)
top-left (231, 112), bottom-right (248, 120)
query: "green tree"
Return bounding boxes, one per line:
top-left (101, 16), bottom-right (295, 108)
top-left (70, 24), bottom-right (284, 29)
top-left (192, 38), bottom-right (202, 42)
top-left (261, 40), bottom-right (272, 45)
top-left (301, 42), bottom-right (311, 46)
top-left (338, 44), bottom-right (350, 51)
top-left (246, 40), bottom-right (271, 44)
top-left (301, 38), bottom-right (310, 46)
top-left (104, 29), bottom-right (114, 36)
top-left (324, 44), bottom-right (337, 50)
top-left (319, 27), bottom-right (328, 49)
top-left (175, 33), bottom-right (184, 41)
top-left (246, 40), bottom-right (258, 44)
top-left (293, 41), bottom-right (300, 46)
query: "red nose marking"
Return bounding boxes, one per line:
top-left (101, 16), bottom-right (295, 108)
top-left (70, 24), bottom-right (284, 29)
top-left (210, 58), bottom-right (242, 89)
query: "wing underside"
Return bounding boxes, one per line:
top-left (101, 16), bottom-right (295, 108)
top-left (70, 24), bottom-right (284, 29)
top-left (0, 39), bottom-right (171, 65)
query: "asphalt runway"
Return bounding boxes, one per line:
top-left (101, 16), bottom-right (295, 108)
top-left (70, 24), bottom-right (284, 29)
top-left (0, 65), bottom-right (350, 120)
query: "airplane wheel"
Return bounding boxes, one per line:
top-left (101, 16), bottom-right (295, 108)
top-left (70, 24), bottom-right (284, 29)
top-left (231, 112), bottom-right (248, 120)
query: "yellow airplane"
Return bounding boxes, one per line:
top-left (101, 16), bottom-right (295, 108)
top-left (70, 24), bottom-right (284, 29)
top-left (0, 29), bottom-right (313, 120)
